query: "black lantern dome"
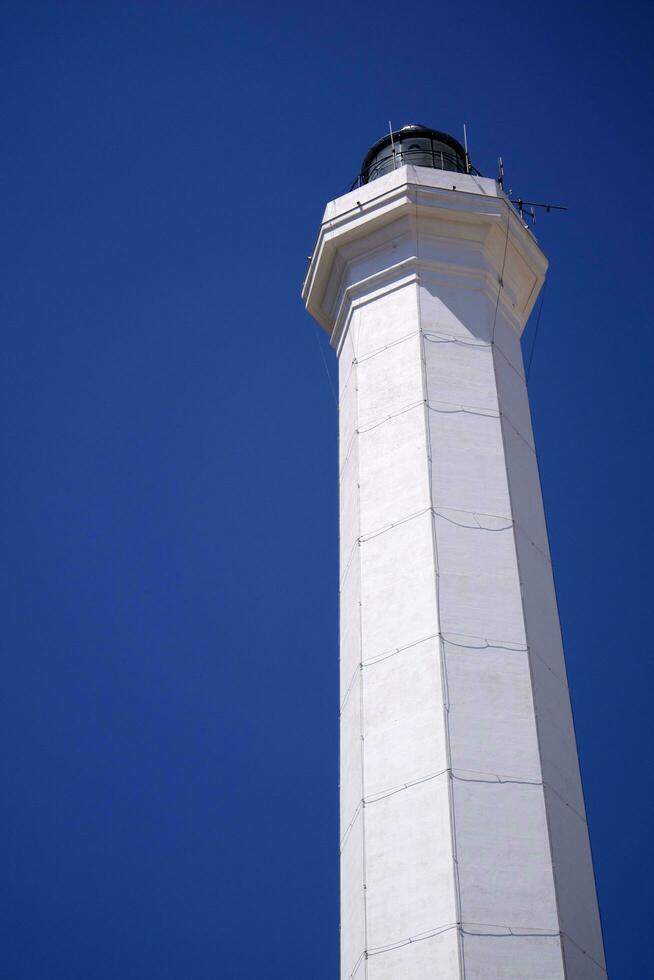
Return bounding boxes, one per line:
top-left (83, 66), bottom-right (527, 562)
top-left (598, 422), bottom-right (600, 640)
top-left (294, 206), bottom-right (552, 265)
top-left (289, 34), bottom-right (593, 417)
top-left (360, 124), bottom-right (469, 184)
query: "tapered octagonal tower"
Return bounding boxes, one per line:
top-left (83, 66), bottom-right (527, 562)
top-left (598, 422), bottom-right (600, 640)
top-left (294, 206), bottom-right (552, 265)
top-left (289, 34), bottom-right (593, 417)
top-left (303, 126), bottom-right (606, 980)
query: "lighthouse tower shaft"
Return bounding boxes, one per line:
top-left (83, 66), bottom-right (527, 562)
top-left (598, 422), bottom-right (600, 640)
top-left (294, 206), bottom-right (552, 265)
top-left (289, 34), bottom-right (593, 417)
top-left (303, 164), bottom-right (605, 980)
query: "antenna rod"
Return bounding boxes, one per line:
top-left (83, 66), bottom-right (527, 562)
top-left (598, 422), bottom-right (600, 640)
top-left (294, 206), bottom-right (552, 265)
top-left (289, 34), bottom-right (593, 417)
top-left (388, 120), bottom-right (397, 170)
top-left (463, 123), bottom-right (471, 174)
top-left (509, 199), bottom-right (568, 211)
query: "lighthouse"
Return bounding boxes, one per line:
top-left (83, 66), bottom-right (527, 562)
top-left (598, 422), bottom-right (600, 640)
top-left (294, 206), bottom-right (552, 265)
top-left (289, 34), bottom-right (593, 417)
top-left (302, 125), bottom-right (606, 980)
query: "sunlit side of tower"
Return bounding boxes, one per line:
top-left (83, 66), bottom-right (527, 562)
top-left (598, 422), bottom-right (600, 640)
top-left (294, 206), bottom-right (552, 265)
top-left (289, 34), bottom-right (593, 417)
top-left (303, 126), bottom-right (606, 980)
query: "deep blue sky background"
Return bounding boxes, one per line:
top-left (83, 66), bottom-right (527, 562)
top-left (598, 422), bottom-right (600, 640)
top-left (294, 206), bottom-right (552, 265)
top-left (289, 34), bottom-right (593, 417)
top-left (1, 2), bottom-right (652, 977)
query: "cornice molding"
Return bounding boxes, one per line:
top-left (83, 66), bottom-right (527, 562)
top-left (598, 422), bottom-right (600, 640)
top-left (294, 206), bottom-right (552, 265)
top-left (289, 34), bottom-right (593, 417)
top-left (303, 165), bottom-right (548, 343)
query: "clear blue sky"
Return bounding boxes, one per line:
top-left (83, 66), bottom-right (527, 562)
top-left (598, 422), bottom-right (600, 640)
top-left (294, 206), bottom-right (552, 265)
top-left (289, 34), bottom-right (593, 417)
top-left (1, 2), bottom-right (652, 977)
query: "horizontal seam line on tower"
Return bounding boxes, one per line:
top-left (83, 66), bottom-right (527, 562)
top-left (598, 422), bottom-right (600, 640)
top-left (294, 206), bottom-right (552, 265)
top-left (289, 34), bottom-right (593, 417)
top-left (340, 767), bottom-right (587, 852)
top-left (369, 765), bottom-right (542, 803)
top-left (352, 924), bottom-right (606, 971)
top-left (421, 322), bottom-right (526, 375)
top-left (339, 625), bottom-right (568, 718)
top-left (364, 921), bottom-right (575, 960)
top-left (345, 396), bottom-right (535, 450)
top-left (341, 654), bottom-right (568, 724)
top-left (338, 504), bottom-right (551, 593)
top-left (339, 633), bottom-right (442, 715)
top-left (342, 326), bottom-right (522, 376)
top-left (364, 921), bottom-right (459, 959)
top-left (351, 328), bottom-right (420, 365)
top-left (338, 395), bottom-right (536, 483)
top-left (341, 767), bottom-right (539, 851)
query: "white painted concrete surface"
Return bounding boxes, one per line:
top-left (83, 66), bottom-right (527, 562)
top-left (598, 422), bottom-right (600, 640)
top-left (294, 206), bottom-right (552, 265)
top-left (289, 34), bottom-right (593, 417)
top-left (303, 165), bottom-right (606, 979)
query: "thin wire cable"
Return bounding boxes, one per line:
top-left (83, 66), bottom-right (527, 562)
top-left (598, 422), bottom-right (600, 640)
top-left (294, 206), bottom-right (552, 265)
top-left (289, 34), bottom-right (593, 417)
top-left (311, 322), bottom-right (338, 408)
top-left (490, 203), bottom-right (512, 344)
top-left (526, 281), bottom-right (547, 381)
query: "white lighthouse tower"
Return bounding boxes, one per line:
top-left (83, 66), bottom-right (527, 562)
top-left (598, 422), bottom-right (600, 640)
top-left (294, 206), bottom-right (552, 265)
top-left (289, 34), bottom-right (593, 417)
top-left (303, 125), bottom-right (606, 980)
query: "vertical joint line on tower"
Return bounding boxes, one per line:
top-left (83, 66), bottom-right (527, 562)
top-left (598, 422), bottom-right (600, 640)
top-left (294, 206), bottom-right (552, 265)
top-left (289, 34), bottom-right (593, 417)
top-left (415, 185), bottom-right (466, 978)
top-left (351, 340), bottom-right (370, 978)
